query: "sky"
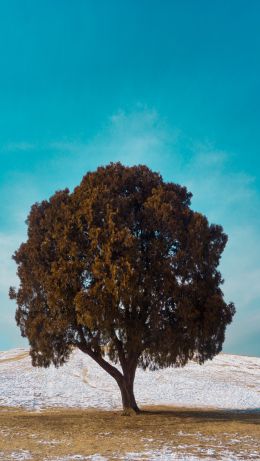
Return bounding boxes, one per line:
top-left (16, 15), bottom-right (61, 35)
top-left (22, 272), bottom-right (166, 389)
top-left (0, 0), bottom-right (259, 356)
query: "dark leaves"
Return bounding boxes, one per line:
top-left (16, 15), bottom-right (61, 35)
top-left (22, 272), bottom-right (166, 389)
top-left (10, 162), bottom-right (235, 370)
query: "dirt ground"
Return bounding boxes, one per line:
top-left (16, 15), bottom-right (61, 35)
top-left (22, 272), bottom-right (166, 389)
top-left (0, 405), bottom-right (259, 460)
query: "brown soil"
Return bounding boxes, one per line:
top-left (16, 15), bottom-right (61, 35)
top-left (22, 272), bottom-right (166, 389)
top-left (0, 352), bottom-right (28, 364)
top-left (0, 406), bottom-right (259, 460)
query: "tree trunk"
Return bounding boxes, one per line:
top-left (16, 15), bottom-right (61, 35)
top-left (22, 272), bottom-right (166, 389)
top-left (118, 375), bottom-right (140, 415)
top-left (77, 336), bottom-right (140, 415)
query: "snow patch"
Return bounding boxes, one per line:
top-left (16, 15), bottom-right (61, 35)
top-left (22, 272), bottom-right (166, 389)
top-left (10, 451), bottom-right (32, 460)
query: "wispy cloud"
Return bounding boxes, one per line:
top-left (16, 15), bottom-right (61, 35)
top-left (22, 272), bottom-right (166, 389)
top-left (3, 142), bottom-right (36, 152)
top-left (50, 107), bottom-right (179, 175)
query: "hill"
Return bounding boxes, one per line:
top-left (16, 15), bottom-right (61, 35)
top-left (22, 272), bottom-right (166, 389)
top-left (0, 348), bottom-right (259, 411)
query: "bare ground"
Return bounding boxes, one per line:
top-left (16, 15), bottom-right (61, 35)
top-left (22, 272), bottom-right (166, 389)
top-left (0, 406), bottom-right (259, 460)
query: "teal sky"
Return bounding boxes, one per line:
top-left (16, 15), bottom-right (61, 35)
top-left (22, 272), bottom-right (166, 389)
top-left (0, 1), bottom-right (259, 356)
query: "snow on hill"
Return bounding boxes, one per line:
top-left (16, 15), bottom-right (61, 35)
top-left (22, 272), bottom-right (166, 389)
top-left (0, 348), bottom-right (259, 411)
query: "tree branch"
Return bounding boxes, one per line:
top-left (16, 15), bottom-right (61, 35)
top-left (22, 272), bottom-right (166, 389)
top-left (77, 326), bottom-right (123, 383)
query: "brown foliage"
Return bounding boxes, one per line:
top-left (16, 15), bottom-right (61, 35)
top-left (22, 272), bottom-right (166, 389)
top-left (10, 163), bottom-right (235, 411)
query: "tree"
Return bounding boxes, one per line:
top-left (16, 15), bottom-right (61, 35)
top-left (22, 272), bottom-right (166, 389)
top-left (10, 163), bottom-right (235, 414)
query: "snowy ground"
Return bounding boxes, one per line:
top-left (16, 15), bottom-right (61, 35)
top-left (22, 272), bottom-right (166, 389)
top-left (2, 454), bottom-right (259, 461)
top-left (0, 348), bottom-right (259, 411)
top-left (2, 452), bottom-right (245, 461)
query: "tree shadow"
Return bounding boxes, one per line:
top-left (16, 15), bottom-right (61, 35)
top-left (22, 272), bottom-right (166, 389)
top-left (139, 406), bottom-right (260, 424)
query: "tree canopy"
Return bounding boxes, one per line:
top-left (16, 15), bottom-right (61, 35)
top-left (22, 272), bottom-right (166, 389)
top-left (10, 163), bottom-right (235, 413)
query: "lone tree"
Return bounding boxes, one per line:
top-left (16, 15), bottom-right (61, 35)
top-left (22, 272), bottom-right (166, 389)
top-left (10, 163), bottom-right (235, 413)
